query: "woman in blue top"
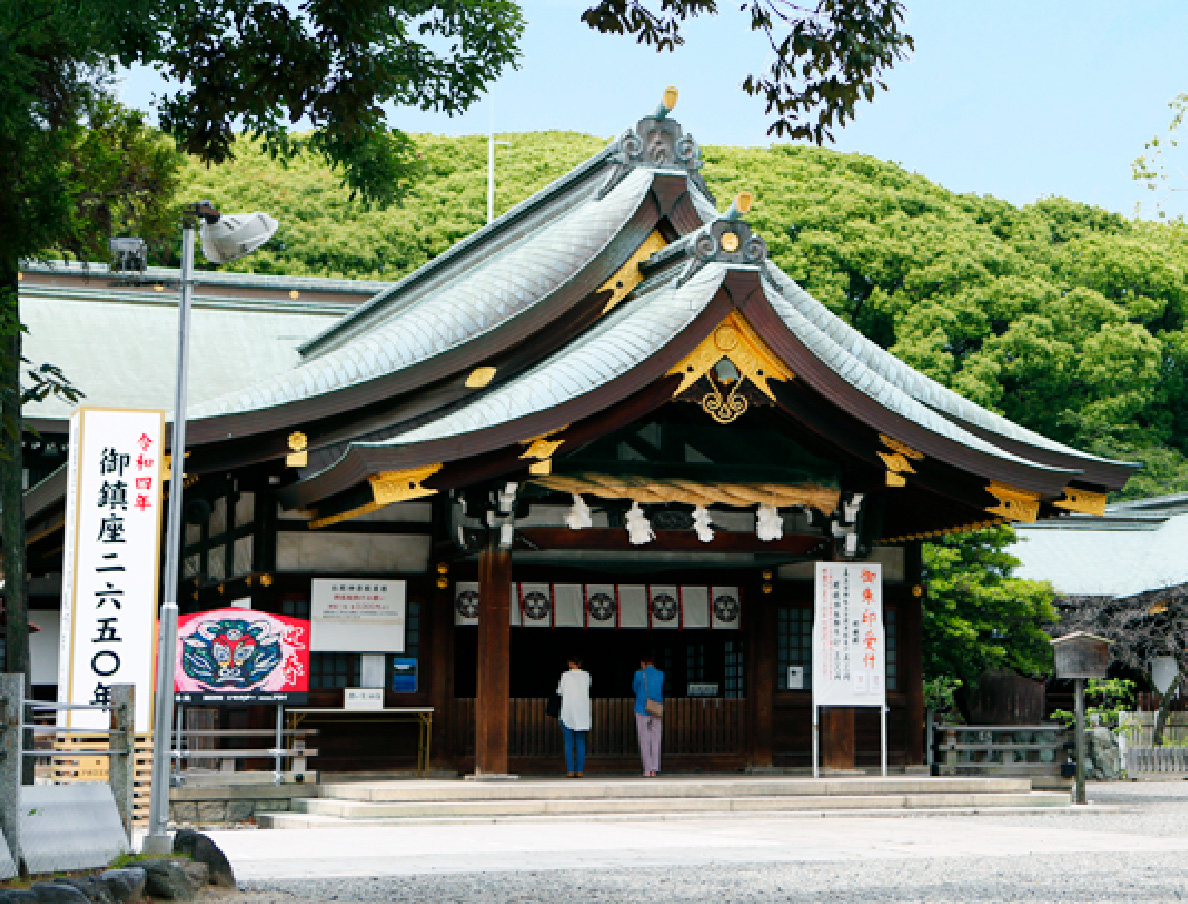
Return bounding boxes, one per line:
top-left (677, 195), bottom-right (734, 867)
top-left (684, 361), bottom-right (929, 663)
top-left (632, 655), bottom-right (664, 777)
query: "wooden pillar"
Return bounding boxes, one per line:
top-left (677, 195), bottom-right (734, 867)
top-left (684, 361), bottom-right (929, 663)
top-left (474, 544), bottom-right (511, 775)
top-left (428, 576), bottom-right (456, 767)
top-left (747, 592), bottom-right (776, 768)
top-left (904, 542), bottom-right (926, 765)
top-left (821, 707), bottom-right (855, 768)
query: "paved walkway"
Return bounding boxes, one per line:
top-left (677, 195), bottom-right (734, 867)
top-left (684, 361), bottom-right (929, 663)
top-left (198, 781), bottom-right (1188, 902)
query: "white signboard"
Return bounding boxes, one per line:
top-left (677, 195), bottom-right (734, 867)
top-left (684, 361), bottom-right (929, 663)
top-left (812, 562), bottom-right (885, 708)
top-left (344, 687), bottom-right (384, 710)
top-left (58, 408), bottom-right (164, 731)
top-left (310, 579), bottom-right (406, 652)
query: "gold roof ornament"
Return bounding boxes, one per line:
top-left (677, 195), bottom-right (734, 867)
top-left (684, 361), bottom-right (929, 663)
top-left (984, 482), bottom-right (1042, 523)
top-left (877, 434), bottom-right (923, 488)
top-left (666, 311), bottom-right (794, 424)
top-left (286, 430), bottom-right (309, 468)
top-left (310, 463), bottom-right (443, 529)
top-left (465, 365), bottom-right (497, 388)
top-left (1052, 487), bottom-right (1107, 517)
top-left (599, 230), bottom-right (667, 315)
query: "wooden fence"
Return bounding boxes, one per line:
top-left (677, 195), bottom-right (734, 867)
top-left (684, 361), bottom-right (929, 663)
top-left (932, 724), bottom-right (1068, 782)
top-left (47, 732), bottom-right (154, 826)
top-left (1125, 746), bottom-right (1188, 776)
top-left (455, 697), bottom-right (745, 759)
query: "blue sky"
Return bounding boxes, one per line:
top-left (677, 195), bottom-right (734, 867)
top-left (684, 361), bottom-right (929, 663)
top-left (119, 1), bottom-right (1188, 217)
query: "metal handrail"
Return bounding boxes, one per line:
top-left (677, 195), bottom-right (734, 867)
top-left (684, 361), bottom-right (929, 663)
top-left (25, 749), bottom-right (129, 757)
top-left (28, 702), bottom-right (117, 711)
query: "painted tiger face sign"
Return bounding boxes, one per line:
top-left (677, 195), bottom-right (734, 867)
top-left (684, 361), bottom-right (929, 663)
top-left (175, 608), bottom-right (309, 704)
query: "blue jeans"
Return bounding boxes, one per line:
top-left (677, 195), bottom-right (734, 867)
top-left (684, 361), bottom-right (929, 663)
top-left (562, 724), bottom-right (587, 774)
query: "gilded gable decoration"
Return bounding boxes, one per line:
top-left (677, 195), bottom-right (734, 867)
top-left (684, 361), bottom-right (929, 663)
top-left (667, 311), bottom-right (794, 424)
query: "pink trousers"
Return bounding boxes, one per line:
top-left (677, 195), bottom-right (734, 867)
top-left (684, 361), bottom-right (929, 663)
top-left (635, 712), bottom-right (662, 774)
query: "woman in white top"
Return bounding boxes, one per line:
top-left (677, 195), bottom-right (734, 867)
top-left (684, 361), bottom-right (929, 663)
top-left (557, 658), bottom-right (592, 777)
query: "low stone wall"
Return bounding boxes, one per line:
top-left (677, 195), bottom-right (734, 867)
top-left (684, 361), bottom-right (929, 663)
top-left (169, 784), bottom-right (317, 826)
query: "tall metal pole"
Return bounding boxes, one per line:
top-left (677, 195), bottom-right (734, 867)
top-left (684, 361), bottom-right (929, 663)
top-left (144, 216), bottom-right (195, 854)
top-left (1073, 677), bottom-right (1086, 805)
top-left (487, 100), bottom-right (496, 225)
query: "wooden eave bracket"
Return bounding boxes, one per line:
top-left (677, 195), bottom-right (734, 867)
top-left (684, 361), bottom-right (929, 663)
top-left (883, 517), bottom-right (1002, 543)
top-left (984, 481), bottom-right (1042, 523)
top-left (1051, 487), bottom-right (1107, 516)
top-left (309, 463), bottom-right (443, 529)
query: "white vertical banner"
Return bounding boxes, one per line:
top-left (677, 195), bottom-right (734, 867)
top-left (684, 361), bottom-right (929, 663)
top-left (648, 585), bottom-right (680, 629)
top-left (812, 562), bottom-right (884, 708)
top-left (518, 583), bottom-right (553, 627)
top-left (58, 408), bottom-right (165, 731)
top-left (680, 586), bottom-right (710, 629)
top-left (710, 587), bottom-right (742, 630)
top-left (553, 584), bottom-right (584, 628)
top-left (618, 585), bottom-right (648, 628)
top-left (584, 584), bottom-right (618, 628)
top-left (454, 582), bottom-right (478, 626)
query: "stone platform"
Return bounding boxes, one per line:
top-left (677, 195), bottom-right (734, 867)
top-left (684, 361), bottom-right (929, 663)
top-left (257, 776), bottom-right (1070, 828)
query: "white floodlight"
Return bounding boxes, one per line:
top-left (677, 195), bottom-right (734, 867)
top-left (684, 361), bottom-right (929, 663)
top-left (565, 494), bottom-right (593, 530)
top-left (200, 211), bottom-right (280, 264)
top-left (625, 502), bottom-right (655, 545)
top-left (692, 506), bottom-right (714, 543)
top-left (1153, 656), bottom-right (1179, 695)
top-left (756, 504), bottom-right (783, 542)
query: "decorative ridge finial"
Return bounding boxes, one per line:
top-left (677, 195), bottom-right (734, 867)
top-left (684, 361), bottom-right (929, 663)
top-left (654, 86), bottom-right (679, 120)
top-left (597, 87), bottom-right (708, 200)
top-left (639, 191), bottom-right (766, 288)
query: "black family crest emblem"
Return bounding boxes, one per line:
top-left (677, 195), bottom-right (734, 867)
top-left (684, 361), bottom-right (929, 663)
top-left (652, 592), bottom-right (678, 622)
top-left (713, 593), bottom-right (740, 624)
top-left (522, 590), bottom-right (551, 621)
top-left (456, 589), bottom-right (479, 619)
top-left (588, 592), bottom-right (615, 622)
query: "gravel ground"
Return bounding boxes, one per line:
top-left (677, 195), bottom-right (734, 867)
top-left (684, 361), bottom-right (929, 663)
top-left (198, 782), bottom-right (1188, 904)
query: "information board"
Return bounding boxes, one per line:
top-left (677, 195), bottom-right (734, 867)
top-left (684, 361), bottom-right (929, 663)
top-left (311, 579), bottom-right (406, 652)
top-left (812, 562), bottom-right (886, 708)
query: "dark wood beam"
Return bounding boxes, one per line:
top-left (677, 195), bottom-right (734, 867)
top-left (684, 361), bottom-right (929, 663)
top-left (516, 527), bottom-right (827, 556)
top-left (475, 543), bottom-right (512, 775)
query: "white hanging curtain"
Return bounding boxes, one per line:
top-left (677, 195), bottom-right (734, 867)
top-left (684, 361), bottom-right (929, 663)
top-left (584, 584), bottom-right (618, 628)
top-left (648, 584), bottom-right (681, 629)
top-left (680, 586), bottom-right (711, 629)
top-left (710, 586), bottom-right (742, 630)
top-left (517, 582), bottom-right (553, 627)
top-left (618, 585), bottom-right (649, 628)
top-left (553, 584), bottom-right (584, 628)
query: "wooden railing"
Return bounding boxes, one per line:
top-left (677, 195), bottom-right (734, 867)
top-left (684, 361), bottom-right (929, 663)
top-left (932, 724), bottom-right (1068, 778)
top-left (454, 698), bottom-right (745, 759)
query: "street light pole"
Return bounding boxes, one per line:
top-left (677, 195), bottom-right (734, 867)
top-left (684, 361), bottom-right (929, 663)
top-left (144, 209), bottom-right (197, 855)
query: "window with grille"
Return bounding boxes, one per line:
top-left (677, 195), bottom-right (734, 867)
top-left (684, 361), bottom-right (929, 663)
top-left (685, 643), bottom-right (706, 683)
top-left (724, 639), bottom-right (744, 698)
top-left (310, 652), bottom-right (358, 689)
top-left (777, 607), bottom-right (812, 690)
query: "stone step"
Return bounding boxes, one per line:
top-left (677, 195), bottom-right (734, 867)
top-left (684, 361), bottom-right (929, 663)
top-left (316, 776), bottom-right (1034, 803)
top-left (295, 790), bottom-right (1069, 820)
top-left (259, 790), bottom-right (1070, 828)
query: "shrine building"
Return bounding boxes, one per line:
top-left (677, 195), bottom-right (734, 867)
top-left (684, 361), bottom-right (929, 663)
top-left (20, 93), bottom-right (1133, 775)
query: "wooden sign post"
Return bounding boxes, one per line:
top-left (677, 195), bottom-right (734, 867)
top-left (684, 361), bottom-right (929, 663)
top-left (1051, 632), bottom-right (1110, 805)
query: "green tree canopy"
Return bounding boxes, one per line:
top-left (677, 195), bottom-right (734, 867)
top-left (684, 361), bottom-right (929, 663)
top-left (921, 525), bottom-right (1056, 688)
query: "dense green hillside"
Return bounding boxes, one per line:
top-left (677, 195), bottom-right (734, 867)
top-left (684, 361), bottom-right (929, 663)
top-left (171, 131), bottom-right (1188, 498)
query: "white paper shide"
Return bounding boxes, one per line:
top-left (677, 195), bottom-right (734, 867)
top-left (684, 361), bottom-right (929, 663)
top-left (812, 562), bottom-right (885, 708)
top-left (58, 409), bottom-right (164, 731)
